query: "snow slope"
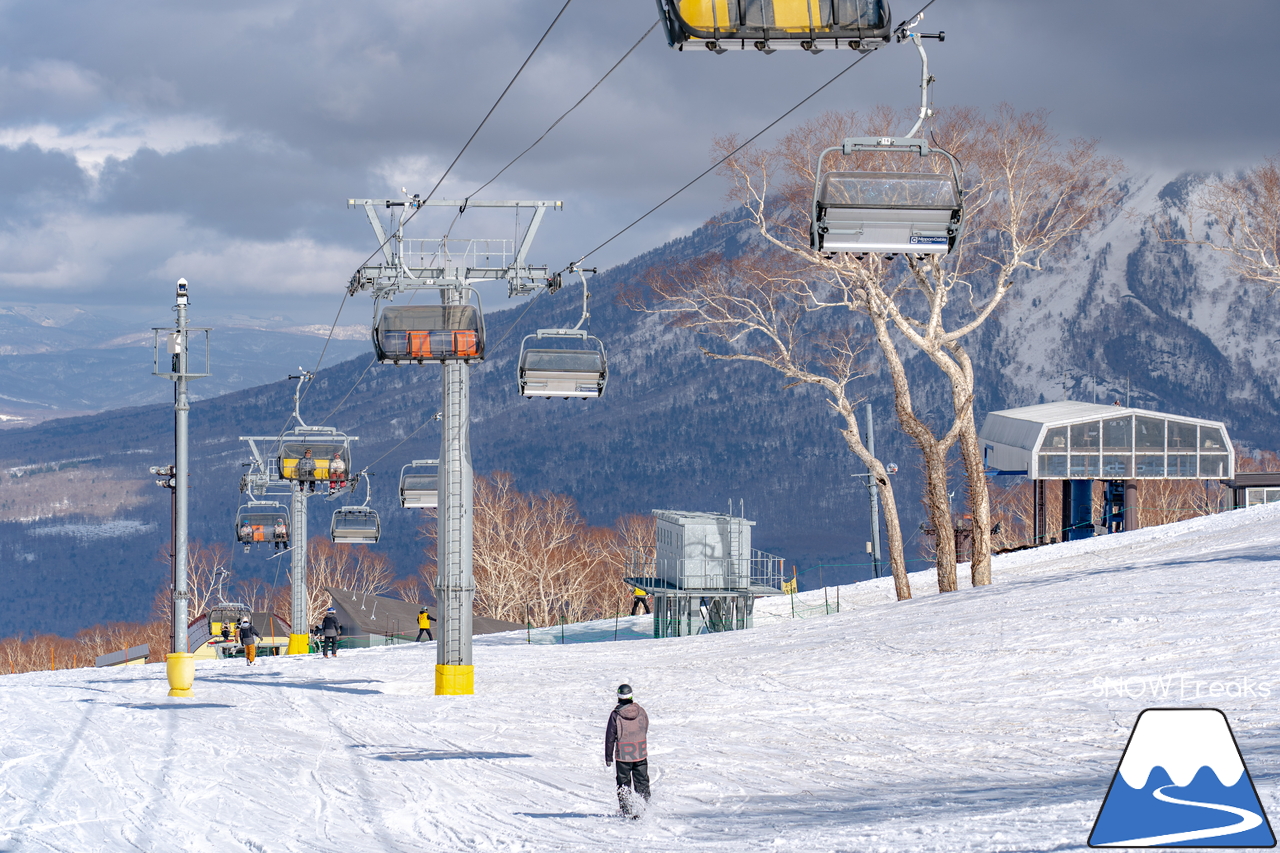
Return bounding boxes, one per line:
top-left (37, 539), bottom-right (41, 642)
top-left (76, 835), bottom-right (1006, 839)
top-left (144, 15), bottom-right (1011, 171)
top-left (3, 505), bottom-right (1279, 852)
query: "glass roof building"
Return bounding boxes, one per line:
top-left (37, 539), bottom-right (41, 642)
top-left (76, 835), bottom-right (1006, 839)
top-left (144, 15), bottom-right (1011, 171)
top-left (979, 402), bottom-right (1233, 481)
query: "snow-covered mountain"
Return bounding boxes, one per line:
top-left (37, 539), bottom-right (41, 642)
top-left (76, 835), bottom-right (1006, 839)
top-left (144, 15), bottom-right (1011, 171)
top-left (0, 170), bottom-right (1277, 635)
top-left (2, 500), bottom-right (1276, 852)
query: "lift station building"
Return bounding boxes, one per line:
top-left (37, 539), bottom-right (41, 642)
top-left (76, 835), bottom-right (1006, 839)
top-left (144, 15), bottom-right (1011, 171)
top-left (628, 510), bottom-right (783, 638)
top-left (979, 401), bottom-right (1234, 542)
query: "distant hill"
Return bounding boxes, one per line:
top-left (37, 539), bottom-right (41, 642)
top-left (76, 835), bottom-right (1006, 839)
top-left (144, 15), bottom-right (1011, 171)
top-left (2, 171), bottom-right (1278, 637)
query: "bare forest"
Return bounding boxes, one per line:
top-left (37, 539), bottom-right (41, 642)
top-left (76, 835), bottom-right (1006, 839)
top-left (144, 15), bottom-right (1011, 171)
top-left (417, 472), bottom-right (654, 627)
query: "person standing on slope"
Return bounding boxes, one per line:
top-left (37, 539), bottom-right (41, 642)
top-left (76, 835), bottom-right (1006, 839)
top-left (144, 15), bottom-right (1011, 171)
top-left (239, 617), bottom-right (261, 666)
top-left (321, 607), bottom-right (342, 658)
top-left (416, 607), bottom-right (433, 642)
top-left (604, 683), bottom-right (650, 818)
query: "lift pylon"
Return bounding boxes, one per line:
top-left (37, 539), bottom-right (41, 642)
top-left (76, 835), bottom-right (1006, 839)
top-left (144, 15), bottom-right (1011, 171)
top-left (349, 195), bottom-right (561, 695)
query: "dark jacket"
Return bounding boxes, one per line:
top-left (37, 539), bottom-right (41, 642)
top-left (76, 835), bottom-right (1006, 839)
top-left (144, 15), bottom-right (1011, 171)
top-left (321, 614), bottom-right (342, 638)
top-left (239, 623), bottom-right (260, 645)
top-left (604, 700), bottom-right (649, 764)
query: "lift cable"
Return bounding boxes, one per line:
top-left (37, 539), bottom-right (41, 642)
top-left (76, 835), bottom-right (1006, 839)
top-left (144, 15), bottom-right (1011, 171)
top-left (347, 0), bottom-right (576, 280)
top-left (355, 289), bottom-right (550, 468)
top-left (560, 0), bottom-right (944, 272)
top-left (465, 21), bottom-right (658, 201)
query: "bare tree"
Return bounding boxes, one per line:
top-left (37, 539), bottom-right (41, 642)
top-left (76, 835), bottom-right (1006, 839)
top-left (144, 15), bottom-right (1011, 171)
top-left (658, 106), bottom-right (1121, 593)
top-left (305, 536), bottom-right (394, 627)
top-left (420, 473), bottom-right (645, 626)
top-left (151, 540), bottom-right (234, 626)
top-left (1183, 156), bottom-right (1280, 290)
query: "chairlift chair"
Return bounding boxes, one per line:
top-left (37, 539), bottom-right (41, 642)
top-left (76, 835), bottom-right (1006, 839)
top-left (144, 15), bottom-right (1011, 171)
top-left (331, 471), bottom-right (380, 544)
top-left (399, 459), bottom-right (439, 509)
top-left (209, 602), bottom-right (251, 637)
top-left (373, 301), bottom-right (486, 365)
top-left (235, 501), bottom-right (291, 551)
top-left (517, 330), bottom-right (608, 399)
top-left (657, 0), bottom-right (892, 53)
top-left (278, 438), bottom-right (351, 487)
top-left (810, 138), bottom-right (964, 256)
top-left (331, 505), bottom-right (381, 544)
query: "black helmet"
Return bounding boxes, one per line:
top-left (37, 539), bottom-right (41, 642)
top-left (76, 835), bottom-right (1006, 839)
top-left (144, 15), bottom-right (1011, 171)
top-left (617, 684), bottom-right (634, 702)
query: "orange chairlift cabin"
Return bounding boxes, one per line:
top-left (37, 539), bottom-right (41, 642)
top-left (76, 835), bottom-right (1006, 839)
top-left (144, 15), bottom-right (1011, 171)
top-left (657, 0), bottom-right (892, 54)
top-left (372, 299), bottom-right (485, 365)
top-left (235, 501), bottom-right (291, 552)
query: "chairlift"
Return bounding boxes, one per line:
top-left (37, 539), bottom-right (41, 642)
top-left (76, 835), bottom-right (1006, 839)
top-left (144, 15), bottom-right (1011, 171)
top-left (809, 24), bottom-right (961, 256)
top-left (209, 602), bottom-right (251, 637)
top-left (811, 159), bottom-right (963, 255)
top-left (235, 502), bottom-right (291, 551)
top-left (517, 267), bottom-right (608, 398)
top-left (400, 459), bottom-right (439, 509)
top-left (331, 470), bottom-right (380, 544)
top-left (517, 331), bottom-right (608, 398)
top-left (373, 295), bottom-right (486, 365)
top-left (657, 0), bottom-right (892, 53)
top-left (278, 435), bottom-right (352, 488)
top-left (331, 506), bottom-right (381, 544)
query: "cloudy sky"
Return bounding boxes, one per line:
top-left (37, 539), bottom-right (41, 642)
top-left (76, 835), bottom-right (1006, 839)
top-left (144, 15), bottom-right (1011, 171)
top-left (0, 0), bottom-right (1275, 327)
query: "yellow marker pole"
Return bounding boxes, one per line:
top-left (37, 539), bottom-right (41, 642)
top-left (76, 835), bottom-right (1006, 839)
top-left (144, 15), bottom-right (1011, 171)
top-left (167, 652), bottom-right (195, 697)
top-left (287, 633), bottom-right (310, 655)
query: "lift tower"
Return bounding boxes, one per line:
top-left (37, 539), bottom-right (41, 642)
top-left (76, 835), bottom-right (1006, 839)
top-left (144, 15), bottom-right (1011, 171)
top-left (348, 196), bottom-right (560, 695)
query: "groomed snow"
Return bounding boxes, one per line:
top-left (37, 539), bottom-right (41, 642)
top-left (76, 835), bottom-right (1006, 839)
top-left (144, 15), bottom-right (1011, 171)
top-left (3, 505), bottom-right (1278, 852)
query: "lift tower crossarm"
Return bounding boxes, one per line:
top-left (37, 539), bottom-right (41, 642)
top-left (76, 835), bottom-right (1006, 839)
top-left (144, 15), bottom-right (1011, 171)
top-left (346, 199), bottom-right (561, 298)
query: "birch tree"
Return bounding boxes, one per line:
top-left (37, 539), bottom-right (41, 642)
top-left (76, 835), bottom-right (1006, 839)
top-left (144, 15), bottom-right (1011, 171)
top-left (652, 106), bottom-right (1121, 592)
top-left (1184, 156), bottom-right (1280, 290)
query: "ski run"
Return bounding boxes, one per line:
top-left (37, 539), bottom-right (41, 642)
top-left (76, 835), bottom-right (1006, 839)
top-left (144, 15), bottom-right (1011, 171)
top-left (2, 503), bottom-right (1278, 852)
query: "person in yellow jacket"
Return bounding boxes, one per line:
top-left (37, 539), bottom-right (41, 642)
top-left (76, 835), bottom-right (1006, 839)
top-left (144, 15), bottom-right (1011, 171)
top-left (416, 607), bottom-right (433, 641)
top-left (630, 587), bottom-right (651, 616)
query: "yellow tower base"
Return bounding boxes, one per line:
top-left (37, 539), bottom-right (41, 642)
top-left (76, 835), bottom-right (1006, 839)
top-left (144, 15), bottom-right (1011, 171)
top-left (435, 664), bottom-right (474, 695)
top-left (286, 633), bottom-right (310, 655)
top-left (166, 652), bottom-right (195, 697)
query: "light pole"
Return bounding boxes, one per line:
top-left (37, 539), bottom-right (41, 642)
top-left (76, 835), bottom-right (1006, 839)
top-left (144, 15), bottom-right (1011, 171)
top-left (152, 278), bottom-right (209, 697)
top-left (853, 403), bottom-right (896, 579)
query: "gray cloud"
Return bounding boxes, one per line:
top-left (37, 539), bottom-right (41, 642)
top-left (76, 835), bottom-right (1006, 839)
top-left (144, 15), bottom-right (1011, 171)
top-left (0, 0), bottom-right (1273, 323)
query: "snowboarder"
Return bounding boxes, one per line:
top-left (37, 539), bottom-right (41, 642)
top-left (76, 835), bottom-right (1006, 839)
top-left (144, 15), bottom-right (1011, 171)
top-left (629, 586), bottom-right (651, 616)
top-left (416, 607), bottom-right (433, 642)
top-left (239, 617), bottom-right (261, 666)
top-left (321, 607), bottom-right (342, 657)
top-left (604, 683), bottom-right (650, 818)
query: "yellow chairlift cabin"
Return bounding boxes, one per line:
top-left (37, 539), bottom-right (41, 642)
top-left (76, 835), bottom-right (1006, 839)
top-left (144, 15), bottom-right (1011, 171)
top-left (278, 436), bottom-right (352, 489)
top-left (657, 0), bottom-right (892, 53)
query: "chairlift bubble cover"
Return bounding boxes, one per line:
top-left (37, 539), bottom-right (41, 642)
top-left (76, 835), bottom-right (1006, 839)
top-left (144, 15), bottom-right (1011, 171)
top-left (518, 348), bottom-right (607, 398)
top-left (235, 504), bottom-right (290, 545)
top-left (815, 170), bottom-right (961, 255)
top-left (278, 443), bottom-right (349, 482)
top-left (661, 0), bottom-right (892, 47)
top-left (400, 468), bottom-right (439, 509)
top-left (331, 506), bottom-right (381, 544)
top-left (374, 305), bottom-right (485, 363)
